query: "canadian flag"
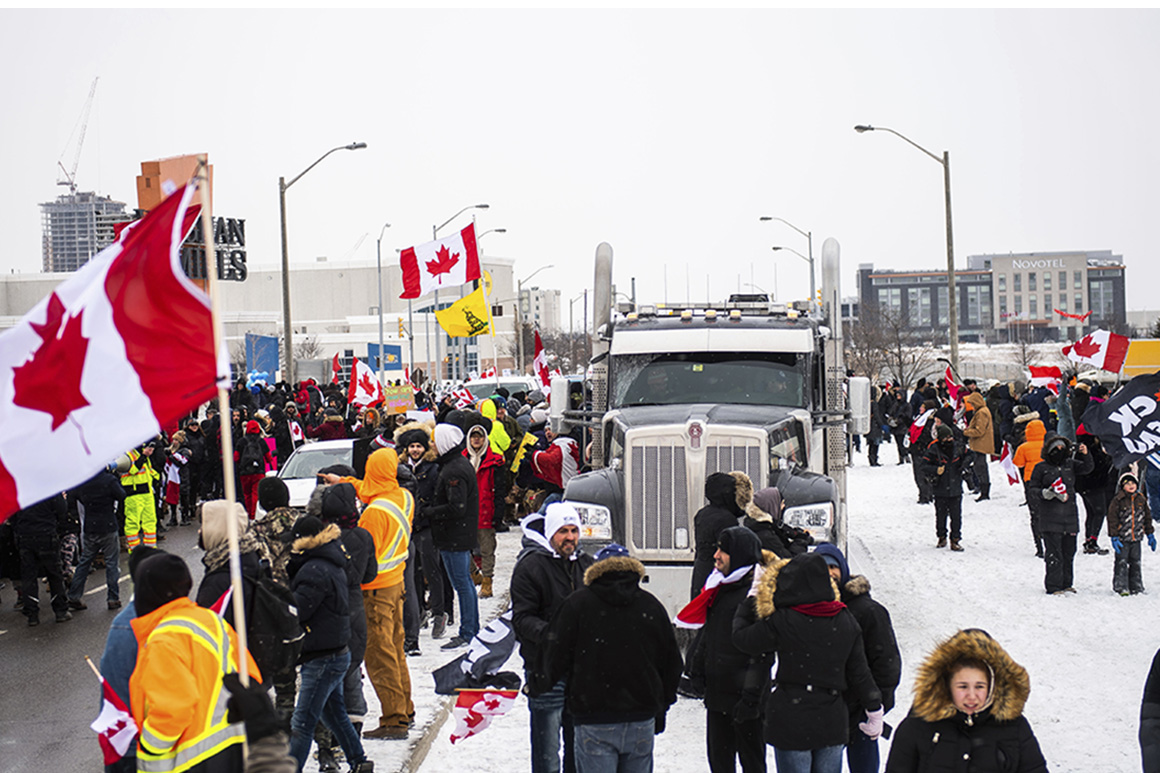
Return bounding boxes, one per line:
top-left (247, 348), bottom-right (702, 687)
top-left (209, 585), bottom-right (233, 616)
top-left (92, 676), bottom-right (139, 764)
top-left (1051, 477), bottom-right (1068, 497)
top-left (1062, 329), bottom-right (1130, 373)
top-left (449, 689), bottom-right (519, 744)
top-left (532, 329), bottom-right (550, 389)
top-left (348, 357), bottom-right (384, 408)
top-left (1029, 365), bottom-right (1062, 395)
top-left (999, 441), bottom-right (1021, 486)
top-left (479, 366), bottom-right (496, 379)
top-left (289, 419), bottom-right (305, 443)
top-left (0, 183), bottom-right (226, 524)
top-left (944, 366), bottom-right (961, 406)
top-left (331, 353), bottom-right (341, 384)
top-left (450, 387), bottom-right (477, 410)
top-left (399, 223), bottom-right (481, 300)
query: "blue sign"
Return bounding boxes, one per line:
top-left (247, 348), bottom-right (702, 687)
top-left (245, 333), bottom-right (280, 377)
top-left (367, 343), bottom-right (403, 371)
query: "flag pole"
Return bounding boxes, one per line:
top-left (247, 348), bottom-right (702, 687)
top-left (196, 157), bottom-right (250, 687)
top-left (84, 654), bottom-right (103, 681)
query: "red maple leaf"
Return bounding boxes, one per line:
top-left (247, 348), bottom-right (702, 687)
top-left (359, 372), bottom-right (379, 399)
top-left (13, 294), bottom-right (91, 430)
top-left (425, 245), bottom-right (460, 283)
top-left (1072, 335), bottom-right (1103, 359)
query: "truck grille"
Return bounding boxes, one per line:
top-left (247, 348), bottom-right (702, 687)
top-left (627, 430), bottom-right (765, 556)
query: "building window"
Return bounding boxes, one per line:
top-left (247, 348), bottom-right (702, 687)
top-left (1074, 270), bottom-right (1083, 289)
top-left (1013, 274), bottom-right (1022, 292)
top-left (999, 295), bottom-right (1008, 320)
top-left (1058, 294), bottom-right (1067, 312)
top-left (981, 286), bottom-right (991, 325)
top-left (1075, 293), bottom-right (1084, 313)
top-left (998, 274), bottom-right (1007, 292)
top-left (915, 287), bottom-right (932, 327)
top-left (937, 286), bottom-right (948, 326)
top-left (1090, 281), bottom-right (1115, 321)
top-left (1044, 272), bottom-right (1052, 291)
top-left (1029, 295), bottom-right (1038, 319)
top-left (1044, 294), bottom-right (1052, 316)
top-left (1060, 271), bottom-right (1067, 290)
top-left (1014, 295), bottom-right (1023, 315)
top-left (1028, 272), bottom-right (1037, 292)
top-left (878, 287), bottom-right (902, 317)
top-left (966, 285), bottom-right (987, 326)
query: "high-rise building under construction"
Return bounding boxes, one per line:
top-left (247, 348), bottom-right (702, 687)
top-left (39, 191), bottom-right (129, 273)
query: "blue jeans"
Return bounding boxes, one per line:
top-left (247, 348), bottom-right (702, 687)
top-left (772, 744), bottom-right (844, 773)
top-left (440, 549), bottom-right (479, 640)
top-left (289, 649), bottom-right (365, 771)
top-left (68, 531), bottom-right (121, 603)
top-left (574, 719), bottom-right (655, 773)
top-left (529, 678), bottom-right (575, 773)
top-left (845, 729), bottom-right (879, 773)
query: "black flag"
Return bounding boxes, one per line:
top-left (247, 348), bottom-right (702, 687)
top-left (1080, 371), bottom-right (1160, 468)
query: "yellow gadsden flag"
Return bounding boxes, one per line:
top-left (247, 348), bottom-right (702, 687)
top-left (435, 286), bottom-right (492, 337)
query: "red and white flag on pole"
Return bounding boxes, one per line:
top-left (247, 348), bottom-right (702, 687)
top-left (479, 365), bottom-right (496, 379)
top-left (92, 676), bottom-right (138, 764)
top-left (348, 357), bottom-right (384, 408)
top-left (1062, 329), bottom-right (1130, 373)
top-left (449, 689), bottom-right (520, 744)
top-left (944, 365), bottom-right (962, 406)
top-left (0, 183), bottom-right (226, 525)
top-left (999, 441), bottom-right (1021, 486)
top-left (1051, 477), bottom-right (1068, 497)
top-left (450, 387), bottom-right (477, 410)
top-left (399, 223), bottom-right (481, 300)
top-left (1028, 365), bottom-right (1062, 395)
top-left (331, 353), bottom-right (341, 384)
top-left (209, 586), bottom-right (233, 616)
top-left (533, 329), bottom-right (550, 389)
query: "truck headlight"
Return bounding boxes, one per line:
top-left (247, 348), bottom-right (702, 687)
top-left (569, 502), bottom-right (613, 540)
top-left (783, 502), bottom-right (834, 541)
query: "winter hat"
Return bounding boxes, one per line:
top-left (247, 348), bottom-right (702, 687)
top-left (705, 472), bottom-right (741, 514)
top-left (134, 553), bottom-right (193, 616)
top-left (443, 410), bottom-right (467, 430)
top-left (595, 543), bottom-right (630, 561)
top-left (289, 515), bottom-right (325, 542)
top-left (813, 542), bottom-right (851, 586)
top-left (1120, 472), bottom-right (1139, 489)
top-left (320, 482), bottom-right (360, 530)
top-left (199, 500), bottom-right (249, 552)
top-left (544, 501), bottom-right (582, 540)
top-left (397, 428), bottom-right (429, 450)
top-left (936, 425), bottom-right (954, 441)
top-left (717, 526), bottom-right (762, 570)
top-left (129, 545), bottom-right (164, 584)
top-left (529, 409), bottom-right (549, 428)
top-left (435, 424), bottom-right (465, 455)
top-left (773, 552), bottom-right (838, 609)
top-left (257, 477), bottom-right (290, 511)
top-left (318, 463), bottom-right (357, 478)
top-left (245, 419), bottom-right (261, 435)
top-left (752, 487), bottom-right (783, 521)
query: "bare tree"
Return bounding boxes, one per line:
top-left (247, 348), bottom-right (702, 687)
top-left (845, 316), bottom-right (889, 384)
top-left (866, 306), bottom-right (939, 392)
top-left (229, 342), bottom-right (247, 380)
top-left (294, 334), bottom-right (322, 360)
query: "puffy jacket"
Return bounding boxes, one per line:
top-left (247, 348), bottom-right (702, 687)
top-left (1107, 489), bottom-right (1154, 542)
top-left (349, 449), bottom-right (414, 590)
top-left (1028, 436), bottom-right (1094, 534)
top-left (428, 447), bottom-right (479, 552)
top-left (1012, 420), bottom-right (1046, 481)
top-left (10, 494), bottom-right (67, 538)
top-left (920, 437), bottom-right (966, 498)
top-left (466, 445), bottom-right (507, 530)
top-left (130, 597), bottom-right (259, 773)
top-left (288, 524), bottom-right (351, 658)
top-left (691, 472), bottom-right (745, 597)
top-left (71, 471), bottom-right (127, 535)
top-left (962, 393), bottom-right (995, 455)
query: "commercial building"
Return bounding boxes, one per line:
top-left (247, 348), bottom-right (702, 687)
top-left (520, 286), bottom-right (562, 332)
top-left (39, 191), bottom-right (130, 272)
top-left (857, 249), bottom-right (1127, 344)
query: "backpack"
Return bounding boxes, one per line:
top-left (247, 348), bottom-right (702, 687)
top-left (244, 574), bottom-right (305, 677)
top-left (239, 438), bottom-right (264, 475)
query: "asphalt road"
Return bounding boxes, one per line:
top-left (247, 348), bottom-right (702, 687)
top-left (0, 521), bottom-right (203, 773)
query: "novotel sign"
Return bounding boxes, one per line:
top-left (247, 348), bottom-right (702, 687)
top-left (1011, 258), bottom-right (1066, 269)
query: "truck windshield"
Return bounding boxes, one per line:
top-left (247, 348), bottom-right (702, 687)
top-left (612, 352), bottom-right (806, 408)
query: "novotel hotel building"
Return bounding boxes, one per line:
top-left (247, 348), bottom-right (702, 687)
top-left (857, 250), bottom-right (1126, 344)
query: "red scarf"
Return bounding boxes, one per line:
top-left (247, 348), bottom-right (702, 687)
top-left (675, 564), bottom-right (754, 629)
top-left (792, 600), bottom-right (847, 617)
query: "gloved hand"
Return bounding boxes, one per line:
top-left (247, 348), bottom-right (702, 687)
top-left (859, 707), bottom-right (885, 740)
top-left (732, 696), bottom-right (762, 724)
top-left (1150, 534), bottom-right (1157, 552)
top-left (1112, 537), bottom-right (1124, 554)
top-left (937, 466), bottom-right (945, 475)
top-left (654, 712), bottom-right (667, 735)
top-left (1041, 488), bottom-right (1058, 501)
top-left (222, 673), bottom-right (282, 743)
top-left (747, 564), bottom-right (766, 598)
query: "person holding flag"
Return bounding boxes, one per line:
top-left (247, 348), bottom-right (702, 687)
top-left (1029, 433), bottom-right (1093, 594)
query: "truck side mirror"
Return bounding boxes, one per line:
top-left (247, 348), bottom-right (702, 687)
top-left (549, 375), bottom-right (568, 434)
top-left (848, 377), bottom-right (871, 435)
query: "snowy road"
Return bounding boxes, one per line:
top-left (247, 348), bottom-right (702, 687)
top-left (361, 448), bottom-right (1157, 772)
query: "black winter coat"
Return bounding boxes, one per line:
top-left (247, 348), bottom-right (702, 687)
top-left (402, 456), bottom-right (439, 532)
top-left (841, 575), bottom-right (902, 734)
top-left (887, 712), bottom-right (1046, 773)
top-left (510, 541), bottom-right (595, 697)
top-left (543, 556), bottom-right (683, 725)
top-left (688, 569), bottom-right (772, 713)
top-left (288, 524), bottom-right (351, 658)
top-left (196, 548), bottom-right (265, 623)
top-left (1029, 448), bottom-right (1094, 534)
top-left (1142, 647), bottom-right (1160, 773)
top-left (920, 438), bottom-right (966, 499)
top-left (692, 473), bottom-right (744, 598)
top-left (11, 495), bottom-right (67, 538)
top-left (339, 525), bottom-right (377, 663)
top-left (71, 471), bottom-right (126, 535)
top-left (427, 446), bottom-right (479, 551)
top-left (733, 554), bottom-right (882, 751)
top-left (742, 516), bottom-right (793, 559)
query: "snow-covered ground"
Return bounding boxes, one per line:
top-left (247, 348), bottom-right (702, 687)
top-left (346, 444), bottom-right (1159, 772)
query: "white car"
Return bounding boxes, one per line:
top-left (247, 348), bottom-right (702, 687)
top-left (274, 439), bottom-right (355, 508)
top-left (462, 376), bottom-right (539, 402)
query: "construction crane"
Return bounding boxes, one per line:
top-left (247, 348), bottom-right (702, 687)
top-left (56, 76), bottom-right (99, 195)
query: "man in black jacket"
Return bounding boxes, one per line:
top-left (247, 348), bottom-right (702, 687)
top-left (67, 469), bottom-right (127, 611)
top-left (427, 423), bottom-right (480, 650)
top-left (511, 502), bottom-right (595, 773)
top-left (814, 543), bottom-right (901, 773)
top-left (12, 493), bottom-right (72, 625)
top-left (543, 543), bottom-right (683, 773)
top-left (920, 424), bottom-right (967, 550)
top-left (692, 472), bottom-right (745, 598)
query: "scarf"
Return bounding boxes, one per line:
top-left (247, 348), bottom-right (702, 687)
top-left (675, 564), bottom-right (754, 629)
top-left (791, 600), bottom-right (847, 617)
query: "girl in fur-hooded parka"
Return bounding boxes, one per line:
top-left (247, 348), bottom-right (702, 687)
top-left (884, 629), bottom-right (1047, 773)
top-left (732, 552), bottom-right (882, 766)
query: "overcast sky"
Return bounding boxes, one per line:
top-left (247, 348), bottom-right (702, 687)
top-left (3, 9), bottom-right (1158, 320)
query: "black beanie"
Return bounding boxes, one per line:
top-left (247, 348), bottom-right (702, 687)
top-left (397, 428), bottom-right (430, 450)
top-left (257, 476), bottom-right (290, 511)
top-left (320, 482), bottom-right (360, 529)
top-left (717, 526), bottom-right (762, 569)
top-left (134, 553), bottom-right (193, 616)
top-left (129, 546), bottom-right (164, 584)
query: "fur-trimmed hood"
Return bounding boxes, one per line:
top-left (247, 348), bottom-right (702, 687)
top-left (583, 555), bottom-right (647, 607)
top-left (909, 629), bottom-right (1031, 723)
top-left (291, 522), bottom-right (342, 553)
top-left (394, 419), bottom-right (438, 463)
top-left (844, 574), bottom-right (872, 597)
top-left (584, 555), bottom-right (646, 585)
top-left (731, 470), bottom-right (754, 514)
top-left (752, 553), bottom-right (840, 619)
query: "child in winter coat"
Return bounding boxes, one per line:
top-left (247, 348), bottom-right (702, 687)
top-left (1106, 472), bottom-right (1155, 596)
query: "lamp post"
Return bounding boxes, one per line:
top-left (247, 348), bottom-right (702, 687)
top-left (517, 265), bottom-right (554, 375)
top-left (375, 221), bottom-right (392, 384)
top-left (476, 228), bottom-right (507, 380)
top-left (770, 245), bottom-right (815, 308)
top-left (569, 291), bottom-right (586, 372)
top-left (759, 216), bottom-right (813, 310)
top-left (432, 204), bottom-right (489, 384)
top-left (278, 141), bottom-right (366, 385)
top-left (854, 124), bottom-right (959, 372)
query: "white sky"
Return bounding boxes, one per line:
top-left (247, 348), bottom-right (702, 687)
top-left (3, 9), bottom-right (1158, 317)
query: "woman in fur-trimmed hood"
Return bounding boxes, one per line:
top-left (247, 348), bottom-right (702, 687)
top-left (884, 629), bottom-right (1047, 773)
top-left (732, 552), bottom-right (882, 767)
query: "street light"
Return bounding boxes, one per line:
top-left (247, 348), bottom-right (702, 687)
top-left (476, 228), bottom-right (507, 381)
top-left (375, 221), bottom-right (392, 384)
top-left (759, 216), bottom-right (813, 311)
top-left (432, 204), bottom-right (489, 384)
top-left (569, 291), bottom-right (586, 371)
top-left (278, 141), bottom-right (367, 385)
top-left (770, 246), bottom-right (815, 307)
top-left (517, 265), bottom-right (554, 375)
top-left (854, 123), bottom-right (959, 372)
